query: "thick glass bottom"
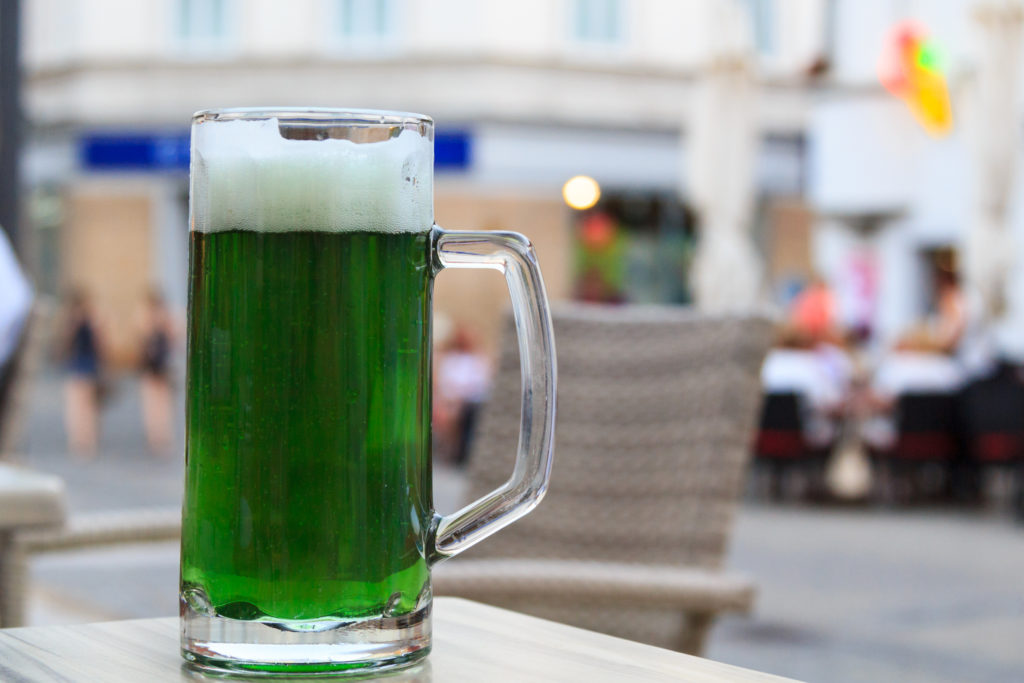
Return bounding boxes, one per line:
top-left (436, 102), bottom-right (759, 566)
top-left (181, 600), bottom-right (431, 676)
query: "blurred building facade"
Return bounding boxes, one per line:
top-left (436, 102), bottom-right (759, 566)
top-left (810, 0), bottom-right (1024, 360)
top-left (21, 0), bottom-right (821, 360)
top-left (22, 0), bottom-right (1023, 360)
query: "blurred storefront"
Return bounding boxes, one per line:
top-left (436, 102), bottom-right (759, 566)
top-left (571, 193), bottom-right (695, 305)
top-left (28, 1), bottom-right (1024, 362)
top-left (20, 0), bottom-right (822, 360)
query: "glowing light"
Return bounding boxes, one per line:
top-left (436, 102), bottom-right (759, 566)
top-left (562, 176), bottom-right (601, 210)
top-left (879, 21), bottom-right (953, 136)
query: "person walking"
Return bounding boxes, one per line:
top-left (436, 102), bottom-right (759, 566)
top-left (138, 289), bottom-right (175, 454)
top-left (59, 290), bottom-right (103, 457)
top-left (436, 325), bottom-right (492, 467)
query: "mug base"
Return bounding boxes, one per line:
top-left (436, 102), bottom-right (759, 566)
top-left (181, 601), bottom-right (431, 676)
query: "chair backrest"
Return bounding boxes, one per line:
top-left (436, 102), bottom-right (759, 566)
top-left (959, 374), bottom-right (1024, 462)
top-left (896, 392), bottom-right (958, 432)
top-left (892, 392), bottom-right (959, 461)
top-left (463, 304), bottom-right (772, 571)
top-left (759, 392), bottom-right (802, 431)
top-left (962, 373), bottom-right (1024, 432)
top-left (754, 392), bottom-right (808, 460)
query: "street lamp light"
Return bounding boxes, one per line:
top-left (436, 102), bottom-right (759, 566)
top-left (562, 175), bottom-right (600, 210)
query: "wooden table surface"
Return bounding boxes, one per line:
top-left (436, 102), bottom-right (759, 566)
top-left (0, 597), bottom-right (798, 682)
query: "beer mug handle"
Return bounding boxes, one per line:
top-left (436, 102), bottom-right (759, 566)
top-left (428, 227), bottom-right (556, 564)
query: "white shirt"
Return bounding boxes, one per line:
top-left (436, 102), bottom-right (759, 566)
top-left (862, 351), bottom-right (964, 449)
top-left (0, 229), bottom-right (32, 367)
top-left (761, 348), bottom-right (844, 446)
top-left (438, 352), bottom-right (491, 403)
top-left (761, 349), bottom-right (842, 410)
top-left (815, 343), bottom-right (854, 395)
top-left (957, 287), bottom-right (997, 379)
top-left (871, 351), bottom-right (965, 400)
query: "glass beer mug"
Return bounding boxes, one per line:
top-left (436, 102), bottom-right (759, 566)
top-left (180, 108), bottom-right (556, 674)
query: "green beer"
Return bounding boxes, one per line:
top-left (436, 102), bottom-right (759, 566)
top-left (182, 109), bottom-right (556, 675)
top-left (182, 228), bottom-right (432, 623)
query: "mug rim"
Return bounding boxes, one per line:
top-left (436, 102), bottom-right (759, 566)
top-left (192, 107), bottom-right (433, 127)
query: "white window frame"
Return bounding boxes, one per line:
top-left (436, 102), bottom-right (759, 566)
top-left (741, 0), bottom-right (776, 56)
top-left (568, 0), bottom-right (627, 47)
top-left (173, 0), bottom-right (236, 57)
top-left (326, 0), bottom-right (402, 55)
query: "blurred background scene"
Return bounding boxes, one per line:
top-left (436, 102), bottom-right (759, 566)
top-left (1, 1), bottom-right (1023, 681)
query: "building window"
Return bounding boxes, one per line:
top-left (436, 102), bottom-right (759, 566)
top-left (177, 0), bottom-right (229, 47)
top-left (335, 0), bottom-right (395, 43)
top-left (572, 194), bottom-right (696, 305)
top-left (570, 0), bottom-right (624, 45)
top-left (742, 0), bottom-right (775, 55)
top-left (823, 0), bottom-right (837, 65)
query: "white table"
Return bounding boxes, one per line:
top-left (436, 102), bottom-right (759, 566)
top-left (0, 597), bottom-right (798, 682)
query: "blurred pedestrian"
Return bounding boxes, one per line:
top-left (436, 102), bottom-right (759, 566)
top-left (861, 326), bottom-right (964, 451)
top-left (931, 269), bottom-right (966, 353)
top-left (0, 227), bottom-right (33, 438)
top-left (761, 324), bottom-right (844, 448)
top-left (138, 289), bottom-right (175, 454)
top-left (790, 275), bottom-right (839, 344)
top-left (436, 325), bottom-right (492, 467)
top-left (58, 289), bottom-right (104, 457)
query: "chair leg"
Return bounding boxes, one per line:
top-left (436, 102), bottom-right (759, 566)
top-left (898, 463), bottom-right (916, 505)
top-left (805, 456), bottom-right (828, 502)
top-left (1014, 461), bottom-right (1024, 521)
top-left (677, 612), bottom-right (714, 656)
top-left (749, 460), bottom-right (767, 500)
top-left (0, 532), bottom-right (27, 628)
top-left (769, 462), bottom-right (784, 502)
top-left (874, 460), bottom-right (893, 506)
top-left (758, 460), bottom-right (774, 501)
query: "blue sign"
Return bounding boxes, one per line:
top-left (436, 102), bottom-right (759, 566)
top-left (80, 128), bottom-right (472, 172)
top-left (80, 133), bottom-right (190, 171)
top-left (435, 130), bottom-right (471, 170)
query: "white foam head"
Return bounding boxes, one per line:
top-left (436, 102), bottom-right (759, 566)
top-left (190, 118), bottom-right (433, 233)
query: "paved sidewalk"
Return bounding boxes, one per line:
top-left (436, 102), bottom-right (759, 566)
top-left (13, 372), bottom-right (1024, 682)
top-left (712, 505), bottom-right (1024, 683)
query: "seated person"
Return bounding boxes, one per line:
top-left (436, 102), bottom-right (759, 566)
top-left (761, 325), bottom-right (845, 447)
top-left (862, 326), bottom-right (964, 450)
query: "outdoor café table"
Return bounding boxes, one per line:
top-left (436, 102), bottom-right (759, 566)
top-left (0, 597), bottom-right (798, 682)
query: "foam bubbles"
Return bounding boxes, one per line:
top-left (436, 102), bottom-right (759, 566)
top-left (191, 118), bottom-right (433, 234)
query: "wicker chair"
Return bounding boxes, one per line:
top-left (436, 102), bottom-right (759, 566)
top-left (433, 304), bottom-right (772, 656)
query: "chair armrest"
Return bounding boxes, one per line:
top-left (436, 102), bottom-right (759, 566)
top-left (433, 559), bottom-right (756, 615)
top-left (15, 507), bottom-right (181, 554)
top-left (0, 464), bottom-right (65, 531)
top-left (0, 507), bottom-right (179, 628)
